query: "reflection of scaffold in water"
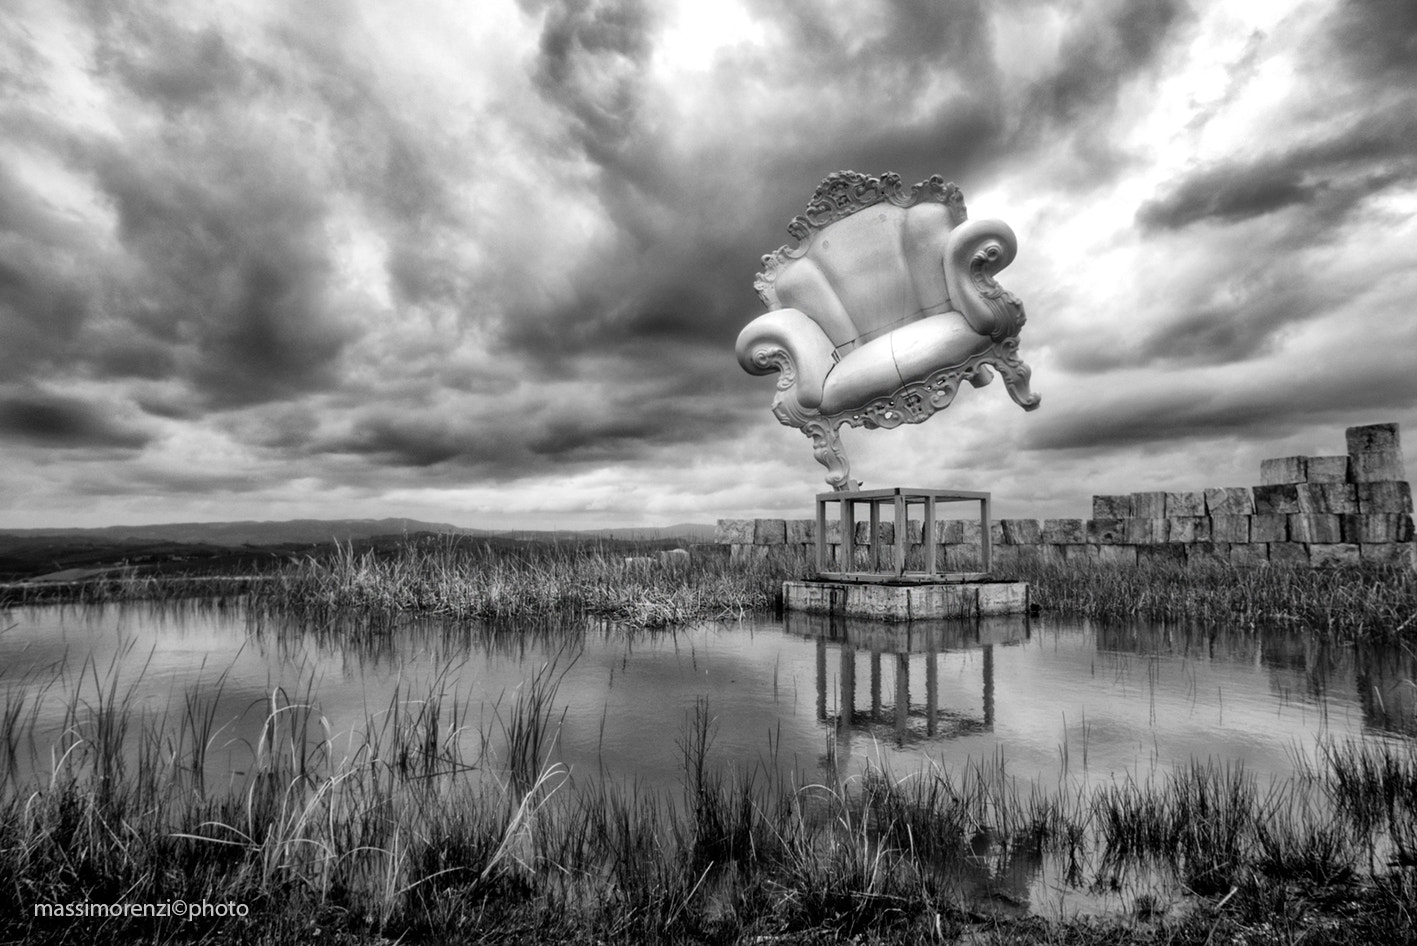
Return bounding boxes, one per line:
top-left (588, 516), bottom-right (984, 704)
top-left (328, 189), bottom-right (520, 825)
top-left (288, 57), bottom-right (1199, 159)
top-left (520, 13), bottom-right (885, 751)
top-left (786, 610), bottom-right (1042, 912)
top-left (785, 610), bottom-right (1030, 755)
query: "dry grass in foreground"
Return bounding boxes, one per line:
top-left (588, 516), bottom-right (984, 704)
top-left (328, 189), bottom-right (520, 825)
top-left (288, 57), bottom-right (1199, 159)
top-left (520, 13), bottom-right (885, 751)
top-left (4, 653), bottom-right (1417, 945)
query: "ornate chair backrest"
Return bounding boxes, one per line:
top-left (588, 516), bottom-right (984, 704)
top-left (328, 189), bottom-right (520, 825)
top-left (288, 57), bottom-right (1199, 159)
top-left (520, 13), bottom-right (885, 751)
top-left (753, 172), bottom-right (968, 355)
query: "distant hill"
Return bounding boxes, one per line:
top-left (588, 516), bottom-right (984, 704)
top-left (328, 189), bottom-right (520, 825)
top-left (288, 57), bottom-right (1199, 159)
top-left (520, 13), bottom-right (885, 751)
top-left (0, 518), bottom-right (718, 550)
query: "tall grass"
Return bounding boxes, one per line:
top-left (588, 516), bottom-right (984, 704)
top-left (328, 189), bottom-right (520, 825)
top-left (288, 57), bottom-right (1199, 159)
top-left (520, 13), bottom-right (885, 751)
top-left (9, 536), bottom-right (1417, 638)
top-left (7, 647), bottom-right (1417, 944)
top-left (1014, 557), bottom-right (1417, 638)
top-left (245, 537), bottom-right (805, 629)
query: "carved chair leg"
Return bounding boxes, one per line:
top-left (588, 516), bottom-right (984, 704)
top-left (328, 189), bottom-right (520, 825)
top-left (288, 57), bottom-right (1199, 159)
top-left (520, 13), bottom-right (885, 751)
top-left (803, 419), bottom-right (860, 491)
top-left (992, 340), bottom-right (1042, 411)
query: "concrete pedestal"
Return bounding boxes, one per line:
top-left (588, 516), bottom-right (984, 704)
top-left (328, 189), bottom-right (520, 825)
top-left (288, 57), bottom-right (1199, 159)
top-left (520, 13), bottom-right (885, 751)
top-left (784, 577), bottom-right (1029, 621)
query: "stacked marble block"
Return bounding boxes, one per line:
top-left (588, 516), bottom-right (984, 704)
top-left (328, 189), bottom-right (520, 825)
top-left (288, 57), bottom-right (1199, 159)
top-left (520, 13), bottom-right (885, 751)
top-left (716, 423), bottom-right (1414, 569)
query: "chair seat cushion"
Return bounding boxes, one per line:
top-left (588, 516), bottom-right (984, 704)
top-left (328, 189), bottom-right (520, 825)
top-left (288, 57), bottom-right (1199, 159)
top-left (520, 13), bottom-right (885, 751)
top-left (819, 311), bottom-right (991, 415)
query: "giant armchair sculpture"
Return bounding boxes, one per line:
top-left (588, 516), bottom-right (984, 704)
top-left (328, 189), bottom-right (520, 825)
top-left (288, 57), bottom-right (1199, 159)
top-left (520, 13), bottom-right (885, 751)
top-left (736, 171), bottom-right (1040, 491)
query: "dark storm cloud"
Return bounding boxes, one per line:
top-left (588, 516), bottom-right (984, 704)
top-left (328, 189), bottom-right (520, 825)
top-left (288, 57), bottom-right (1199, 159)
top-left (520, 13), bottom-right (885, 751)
top-left (0, 392), bottom-right (150, 449)
top-left (1323, 0), bottom-right (1417, 86)
top-left (324, 360), bottom-right (761, 477)
top-left (499, 0), bottom-right (1005, 371)
top-left (1016, 0), bottom-right (1195, 184)
top-left (1055, 250), bottom-right (1350, 374)
top-left (1027, 357), bottom-right (1417, 453)
top-left (1062, 0), bottom-right (1417, 384)
top-left (83, 139), bottom-right (355, 405)
top-left (1139, 0), bottom-right (1417, 233)
top-left (0, 2), bottom-right (366, 412)
top-left (1135, 128), bottom-right (1417, 232)
top-left (500, 0), bottom-right (1199, 372)
top-left (1025, 0), bottom-right (1192, 124)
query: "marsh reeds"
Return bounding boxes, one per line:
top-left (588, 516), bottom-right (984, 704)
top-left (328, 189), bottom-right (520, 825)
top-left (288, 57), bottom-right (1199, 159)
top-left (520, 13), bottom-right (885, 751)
top-left (8, 644), bottom-right (1417, 944)
top-left (1014, 557), bottom-right (1417, 638)
top-left (8, 535), bottom-right (1417, 639)
top-left (240, 537), bottom-right (806, 631)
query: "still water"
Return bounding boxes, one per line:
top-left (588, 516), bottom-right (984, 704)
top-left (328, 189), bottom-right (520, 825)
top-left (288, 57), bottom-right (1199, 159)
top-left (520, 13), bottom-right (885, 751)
top-left (3, 603), bottom-right (1414, 793)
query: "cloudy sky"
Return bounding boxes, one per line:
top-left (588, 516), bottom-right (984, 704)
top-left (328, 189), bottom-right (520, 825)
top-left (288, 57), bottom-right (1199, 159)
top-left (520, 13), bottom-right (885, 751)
top-left (2, 0), bottom-right (1414, 531)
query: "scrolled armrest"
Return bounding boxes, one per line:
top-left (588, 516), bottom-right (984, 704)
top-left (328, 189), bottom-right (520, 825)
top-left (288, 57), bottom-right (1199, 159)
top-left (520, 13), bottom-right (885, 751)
top-left (735, 308), bottom-right (835, 411)
top-left (944, 218), bottom-right (1024, 341)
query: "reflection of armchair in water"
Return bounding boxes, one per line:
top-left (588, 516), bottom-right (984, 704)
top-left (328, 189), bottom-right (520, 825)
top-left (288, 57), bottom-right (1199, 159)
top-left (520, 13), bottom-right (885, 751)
top-left (737, 171), bottom-right (1040, 491)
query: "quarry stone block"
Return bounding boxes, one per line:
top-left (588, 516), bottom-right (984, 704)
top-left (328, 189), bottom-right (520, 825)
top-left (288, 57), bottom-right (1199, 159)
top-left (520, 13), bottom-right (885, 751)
top-left (1305, 456), bottom-right (1350, 483)
top-left (1343, 514), bottom-right (1415, 544)
top-left (947, 547), bottom-right (983, 570)
top-left (1206, 487), bottom-right (1254, 516)
top-left (786, 518), bottom-right (815, 544)
top-left (1229, 543), bottom-right (1270, 567)
top-left (1289, 514), bottom-right (1343, 544)
top-left (960, 520), bottom-right (984, 545)
top-left (1001, 518), bottom-right (1042, 545)
top-left (1166, 517), bottom-right (1209, 543)
top-left (1261, 456), bottom-right (1308, 485)
top-left (1126, 517), bottom-right (1168, 544)
top-left (1087, 518), bottom-right (1125, 544)
top-left (1131, 491), bottom-right (1168, 518)
top-left (977, 582), bottom-right (1030, 615)
top-left (1042, 518), bottom-right (1086, 544)
top-left (1350, 450), bottom-right (1407, 483)
top-left (1093, 495), bottom-right (1132, 518)
top-left (1269, 542), bottom-right (1308, 565)
top-left (854, 521), bottom-right (895, 545)
top-left (1186, 542), bottom-right (1230, 562)
top-left (754, 519), bottom-right (787, 545)
top-left (825, 519), bottom-right (843, 542)
top-left (1309, 543), bottom-right (1361, 567)
top-left (1348, 422), bottom-right (1406, 482)
top-left (1361, 544), bottom-right (1417, 568)
top-left (716, 519), bottom-right (754, 544)
top-left (1065, 544), bottom-right (1100, 564)
top-left (1211, 515), bottom-right (1252, 543)
top-left (1358, 481), bottom-right (1413, 514)
top-left (1038, 544), bottom-right (1067, 565)
top-left (784, 580), bottom-right (1029, 620)
top-left (1014, 544), bottom-right (1049, 565)
top-left (1250, 514), bottom-right (1288, 543)
top-left (1098, 545), bottom-right (1138, 566)
top-left (936, 520), bottom-right (965, 544)
top-left (1138, 544), bottom-right (1185, 565)
top-left (1346, 423), bottom-right (1401, 456)
top-left (1165, 491), bottom-right (1206, 517)
top-left (990, 520), bottom-right (1006, 545)
top-left (908, 519), bottom-right (924, 544)
top-left (1296, 482), bottom-right (1358, 514)
top-left (731, 544), bottom-right (771, 563)
top-left (1252, 484), bottom-right (1301, 515)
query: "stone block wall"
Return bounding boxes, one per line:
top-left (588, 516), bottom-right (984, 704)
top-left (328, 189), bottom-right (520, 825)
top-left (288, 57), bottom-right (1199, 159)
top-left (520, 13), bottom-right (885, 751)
top-left (716, 422), bottom-right (1415, 570)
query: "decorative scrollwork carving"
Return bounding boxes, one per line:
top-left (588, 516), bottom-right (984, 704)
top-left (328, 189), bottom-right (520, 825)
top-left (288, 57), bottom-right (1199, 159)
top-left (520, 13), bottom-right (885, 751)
top-left (771, 389), bottom-right (858, 490)
top-left (969, 241), bottom-right (1026, 340)
top-left (991, 337), bottom-right (1041, 410)
top-left (834, 343), bottom-right (1038, 432)
top-left (750, 345), bottom-right (797, 390)
top-left (755, 171), bottom-right (969, 308)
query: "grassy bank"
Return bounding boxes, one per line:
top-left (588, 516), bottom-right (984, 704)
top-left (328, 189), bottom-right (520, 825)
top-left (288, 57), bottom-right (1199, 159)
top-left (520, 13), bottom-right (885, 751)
top-left (1014, 557), bottom-right (1417, 639)
top-left (4, 657), bottom-right (1417, 945)
top-left (7, 535), bottom-right (1416, 637)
